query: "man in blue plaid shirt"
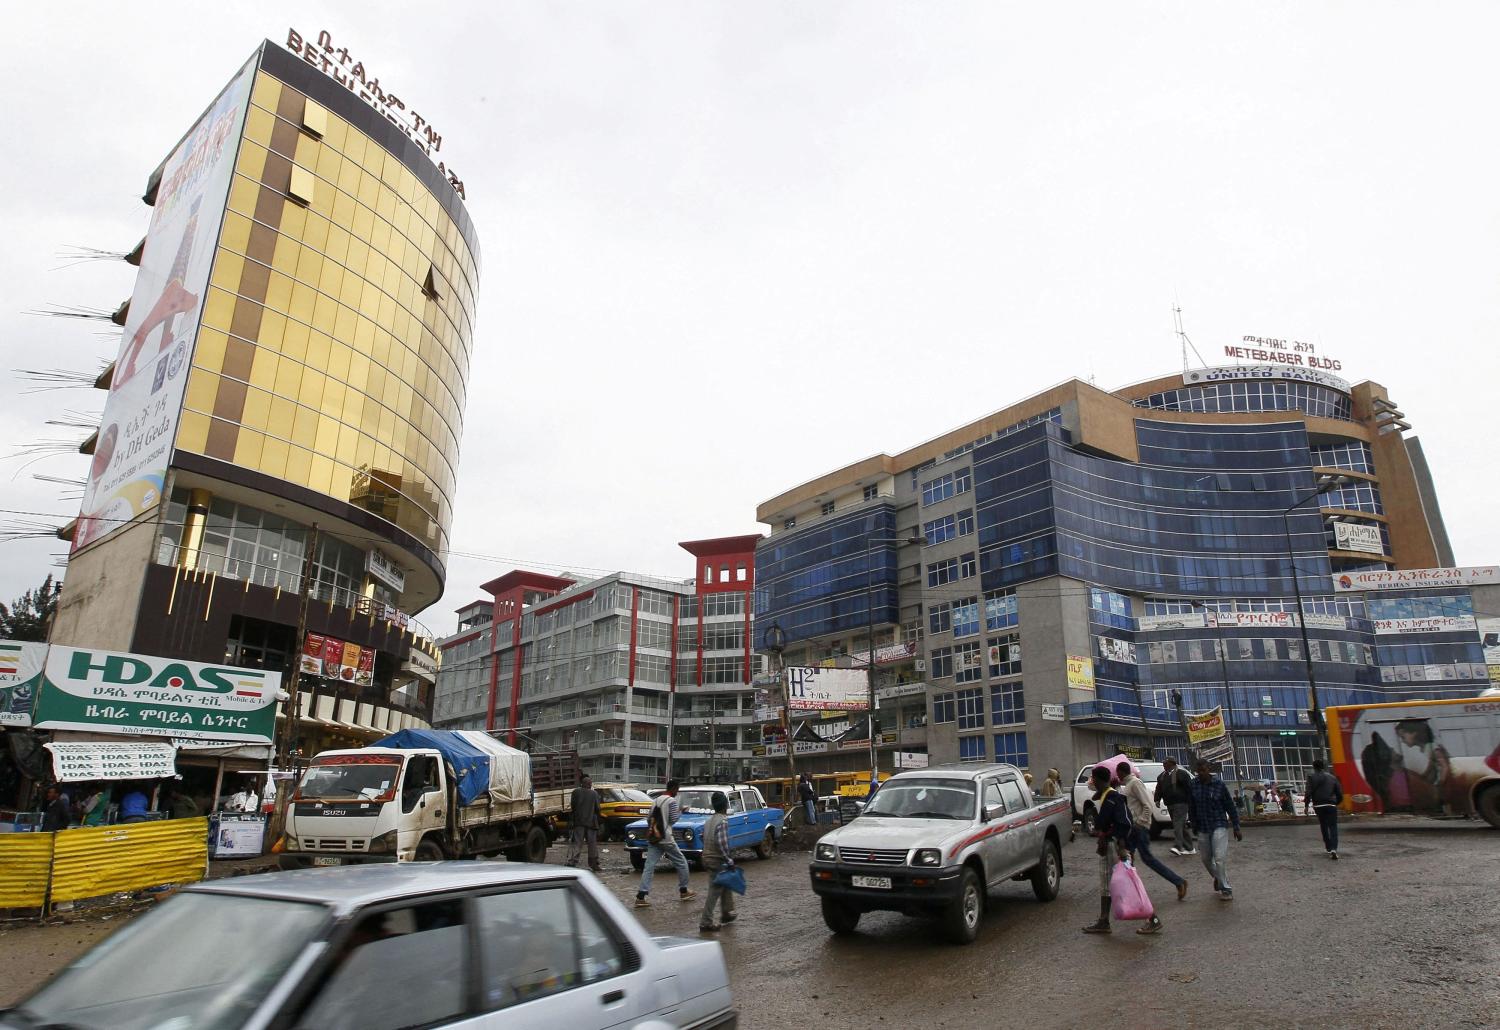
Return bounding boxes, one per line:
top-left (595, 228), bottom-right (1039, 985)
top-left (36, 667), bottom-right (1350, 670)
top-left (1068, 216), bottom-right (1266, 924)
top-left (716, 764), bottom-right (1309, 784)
top-left (1188, 759), bottom-right (1242, 900)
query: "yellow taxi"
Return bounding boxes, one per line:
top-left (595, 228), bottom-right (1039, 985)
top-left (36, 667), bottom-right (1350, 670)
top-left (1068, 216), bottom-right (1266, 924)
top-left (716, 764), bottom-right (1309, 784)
top-left (553, 783), bottom-right (655, 840)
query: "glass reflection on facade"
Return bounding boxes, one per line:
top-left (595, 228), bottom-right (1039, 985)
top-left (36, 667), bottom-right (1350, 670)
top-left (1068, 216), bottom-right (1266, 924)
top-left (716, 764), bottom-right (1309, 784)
top-left (174, 69), bottom-right (478, 560)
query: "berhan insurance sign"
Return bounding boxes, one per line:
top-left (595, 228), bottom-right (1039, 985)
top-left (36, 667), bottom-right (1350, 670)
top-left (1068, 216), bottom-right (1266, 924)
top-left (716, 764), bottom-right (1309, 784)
top-left (33, 646), bottom-right (280, 743)
top-left (1335, 566), bottom-right (1500, 593)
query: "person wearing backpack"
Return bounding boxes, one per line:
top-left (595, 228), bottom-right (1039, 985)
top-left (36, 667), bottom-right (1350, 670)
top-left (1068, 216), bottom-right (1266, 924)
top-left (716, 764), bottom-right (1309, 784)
top-left (1305, 758), bottom-right (1345, 859)
top-left (698, 791), bottom-right (738, 932)
top-left (1155, 757), bottom-right (1196, 856)
top-left (635, 780), bottom-right (696, 907)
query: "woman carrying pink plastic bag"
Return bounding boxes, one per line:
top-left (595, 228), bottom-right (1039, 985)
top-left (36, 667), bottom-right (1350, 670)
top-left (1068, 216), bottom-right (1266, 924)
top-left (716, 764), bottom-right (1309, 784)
top-left (1081, 765), bottom-right (1164, 936)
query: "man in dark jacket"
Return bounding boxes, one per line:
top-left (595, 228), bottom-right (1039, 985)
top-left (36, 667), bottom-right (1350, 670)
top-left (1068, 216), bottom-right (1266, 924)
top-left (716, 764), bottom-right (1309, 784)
top-left (1083, 765), bottom-right (1162, 935)
top-left (1155, 757), bottom-right (1196, 856)
top-left (1304, 759), bottom-right (1344, 859)
top-left (41, 785), bottom-right (72, 832)
top-left (797, 773), bottom-right (818, 827)
top-left (566, 775), bottom-right (603, 872)
top-left (1189, 760), bottom-right (1242, 900)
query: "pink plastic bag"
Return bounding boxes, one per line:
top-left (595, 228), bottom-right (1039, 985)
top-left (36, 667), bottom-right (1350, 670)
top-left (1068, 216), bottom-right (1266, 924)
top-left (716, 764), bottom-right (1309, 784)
top-left (1110, 859), bottom-right (1154, 921)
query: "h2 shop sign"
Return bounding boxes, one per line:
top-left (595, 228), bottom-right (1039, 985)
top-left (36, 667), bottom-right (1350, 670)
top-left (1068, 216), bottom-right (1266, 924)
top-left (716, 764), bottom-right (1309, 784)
top-left (33, 646), bottom-right (280, 743)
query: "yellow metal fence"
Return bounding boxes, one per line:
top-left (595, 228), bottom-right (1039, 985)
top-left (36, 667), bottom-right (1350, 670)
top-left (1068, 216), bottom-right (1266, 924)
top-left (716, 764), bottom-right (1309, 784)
top-left (0, 818), bottom-right (208, 912)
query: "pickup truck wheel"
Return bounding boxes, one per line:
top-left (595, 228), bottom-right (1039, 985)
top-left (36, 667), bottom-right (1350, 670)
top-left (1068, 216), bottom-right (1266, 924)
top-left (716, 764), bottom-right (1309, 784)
top-left (415, 839), bottom-right (445, 862)
top-left (1029, 839), bottom-right (1061, 902)
top-left (754, 830), bottom-right (777, 860)
top-left (1081, 804), bottom-right (1097, 836)
top-left (821, 897), bottom-right (860, 935)
top-left (943, 868), bottom-right (984, 944)
top-left (629, 850), bottom-right (645, 872)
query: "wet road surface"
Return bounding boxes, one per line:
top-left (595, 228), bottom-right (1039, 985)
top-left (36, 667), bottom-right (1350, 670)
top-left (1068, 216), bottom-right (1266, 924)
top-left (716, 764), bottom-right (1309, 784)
top-left (5, 821), bottom-right (1495, 1028)
top-left (589, 820), bottom-right (1499, 1030)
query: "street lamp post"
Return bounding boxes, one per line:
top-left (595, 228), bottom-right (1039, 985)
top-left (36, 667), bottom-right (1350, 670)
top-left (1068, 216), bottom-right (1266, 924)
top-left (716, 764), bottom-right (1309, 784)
top-left (1280, 473), bottom-right (1352, 761)
top-left (762, 622), bottom-right (793, 785)
top-left (864, 535), bottom-right (922, 793)
top-left (1189, 600), bottom-right (1245, 803)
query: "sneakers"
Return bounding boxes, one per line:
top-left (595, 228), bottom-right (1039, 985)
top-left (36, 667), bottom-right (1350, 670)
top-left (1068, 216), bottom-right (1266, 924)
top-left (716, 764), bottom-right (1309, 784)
top-left (1329, 851), bottom-right (1339, 861)
top-left (1184, 848), bottom-right (1198, 856)
top-left (1169, 847), bottom-right (1183, 856)
top-left (1219, 888), bottom-right (1234, 901)
top-left (1082, 920), bottom-right (1112, 934)
top-left (679, 889), bottom-right (697, 901)
top-left (1176, 881), bottom-right (1188, 902)
top-left (634, 895), bottom-right (650, 908)
top-left (1136, 916), bottom-right (1164, 935)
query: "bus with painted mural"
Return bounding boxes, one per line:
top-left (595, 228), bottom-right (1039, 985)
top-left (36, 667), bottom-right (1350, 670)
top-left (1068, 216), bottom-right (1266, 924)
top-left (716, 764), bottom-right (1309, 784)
top-left (1326, 696), bottom-right (1500, 828)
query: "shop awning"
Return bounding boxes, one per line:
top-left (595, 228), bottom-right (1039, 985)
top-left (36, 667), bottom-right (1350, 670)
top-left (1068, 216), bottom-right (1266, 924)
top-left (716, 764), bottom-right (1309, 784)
top-left (44, 741), bottom-right (177, 782)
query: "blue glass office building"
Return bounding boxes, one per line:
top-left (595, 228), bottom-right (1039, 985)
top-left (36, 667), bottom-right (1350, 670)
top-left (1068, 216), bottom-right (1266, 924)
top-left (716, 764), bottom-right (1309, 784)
top-left (755, 368), bottom-right (1478, 784)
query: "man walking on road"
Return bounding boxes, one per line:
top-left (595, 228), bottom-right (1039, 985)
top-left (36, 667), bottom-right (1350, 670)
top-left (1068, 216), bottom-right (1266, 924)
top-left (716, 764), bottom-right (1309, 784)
top-left (566, 774), bottom-right (604, 872)
top-left (1120, 762), bottom-right (1187, 902)
top-left (636, 779), bottom-right (696, 907)
top-left (1083, 765), bottom-right (1163, 935)
top-left (1189, 759), bottom-right (1242, 900)
top-left (1305, 759), bottom-right (1344, 860)
top-left (1155, 757), bottom-right (1196, 856)
top-left (699, 791), bottom-right (738, 932)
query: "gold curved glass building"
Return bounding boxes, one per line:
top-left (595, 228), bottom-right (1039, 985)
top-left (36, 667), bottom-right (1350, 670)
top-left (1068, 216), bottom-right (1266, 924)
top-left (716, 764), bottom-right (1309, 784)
top-left (55, 39), bottom-right (478, 747)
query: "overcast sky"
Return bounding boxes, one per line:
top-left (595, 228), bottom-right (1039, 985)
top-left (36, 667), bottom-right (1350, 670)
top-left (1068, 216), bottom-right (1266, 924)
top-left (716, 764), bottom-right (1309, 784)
top-left (2, 3), bottom-right (1497, 635)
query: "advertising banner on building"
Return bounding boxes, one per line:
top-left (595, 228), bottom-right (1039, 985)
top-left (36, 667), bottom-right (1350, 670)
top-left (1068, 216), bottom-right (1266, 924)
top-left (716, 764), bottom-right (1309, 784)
top-left (1373, 616), bottom-right (1478, 636)
top-left (1136, 612), bottom-right (1209, 632)
top-left (365, 549), bottom-right (407, 593)
top-left (1097, 636), bottom-right (1137, 665)
top-left (73, 59), bottom-right (257, 552)
top-left (1334, 565), bottom-right (1500, 593)
top-left (1184, 364), bottom-right (1350, 393)
top-left (1333, 521), bottom-right (1385, 556)
top-left (1199, 736), bottom-right (1234, 763)
top-left (1186, 707), bottom-right (1226, 746)
top-left (1479, 617), bottom-right (1500, 682)
top-left (847, 642), bottom-right (918, 667)
top-left (300, 633), bottom-right (325, 676)
top-left (1066, 655), bottom-right (1095, 691)
top-left (0, 640), bottom-right (47, 727)
top-left (785, 667), bottom-right (868, 712)
top-left (1041, 703), bottom-right (1065, 722)
top-left (33, 646), bottom-right (280, 743)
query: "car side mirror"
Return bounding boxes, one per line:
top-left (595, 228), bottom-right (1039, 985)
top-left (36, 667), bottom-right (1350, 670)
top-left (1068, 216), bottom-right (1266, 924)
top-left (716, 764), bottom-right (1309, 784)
top-left (983, 804), bottom-right (1004, 822)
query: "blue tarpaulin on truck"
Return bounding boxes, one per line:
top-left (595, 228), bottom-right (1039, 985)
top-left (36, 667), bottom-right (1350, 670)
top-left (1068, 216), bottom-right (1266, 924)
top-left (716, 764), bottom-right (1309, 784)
top-left (373, 729), bottom-right (530, 806)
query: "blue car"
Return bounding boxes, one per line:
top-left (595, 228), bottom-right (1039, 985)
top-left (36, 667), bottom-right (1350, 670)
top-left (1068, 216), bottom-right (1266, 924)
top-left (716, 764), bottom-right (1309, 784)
top-left (626, 784), bottom-right (785, 870)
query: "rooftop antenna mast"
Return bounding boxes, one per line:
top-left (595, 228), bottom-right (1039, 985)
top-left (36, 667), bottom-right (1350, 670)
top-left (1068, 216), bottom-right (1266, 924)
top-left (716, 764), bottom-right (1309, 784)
top-left (1174, 305), bottom-right (1209, 371)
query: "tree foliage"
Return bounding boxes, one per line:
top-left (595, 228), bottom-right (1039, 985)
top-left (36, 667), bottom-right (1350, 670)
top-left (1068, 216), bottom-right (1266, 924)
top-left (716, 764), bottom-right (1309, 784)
top-left (0, 574), bottom-right (61, 642)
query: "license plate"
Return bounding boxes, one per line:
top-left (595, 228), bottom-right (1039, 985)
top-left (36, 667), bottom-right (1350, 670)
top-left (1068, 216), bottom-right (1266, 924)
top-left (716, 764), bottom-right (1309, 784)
top-left (851, 875), bottom-right (891, 890)
top-left (313, 857), bottom-right (342, 867)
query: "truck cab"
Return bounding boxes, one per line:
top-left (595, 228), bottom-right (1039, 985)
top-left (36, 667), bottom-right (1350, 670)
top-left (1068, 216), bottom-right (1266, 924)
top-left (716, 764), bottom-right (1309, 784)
top-left (281, 747), bottom-right (449, 865)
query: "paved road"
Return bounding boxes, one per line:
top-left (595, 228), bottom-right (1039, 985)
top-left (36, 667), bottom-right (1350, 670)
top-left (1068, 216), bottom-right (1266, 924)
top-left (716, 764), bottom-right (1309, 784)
top-left (593, 821), bottom-right (1499, 1030)
top-left (6, 821), bottom-right (1496, 1028)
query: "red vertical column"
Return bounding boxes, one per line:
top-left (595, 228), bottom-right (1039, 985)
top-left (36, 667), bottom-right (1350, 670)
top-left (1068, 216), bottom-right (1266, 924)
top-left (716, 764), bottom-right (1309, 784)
top-left (627, 584), bottom-right (640, 686)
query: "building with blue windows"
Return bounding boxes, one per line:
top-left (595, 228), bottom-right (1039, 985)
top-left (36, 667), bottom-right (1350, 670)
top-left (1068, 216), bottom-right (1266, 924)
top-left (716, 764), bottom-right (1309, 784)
top-left (754, 366), bottom-right (1479, 785)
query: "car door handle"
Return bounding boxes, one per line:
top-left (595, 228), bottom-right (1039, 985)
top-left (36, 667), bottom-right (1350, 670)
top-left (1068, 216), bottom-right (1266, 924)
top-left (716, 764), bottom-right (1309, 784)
top-left (601, 990), bottom-right (625, 1005)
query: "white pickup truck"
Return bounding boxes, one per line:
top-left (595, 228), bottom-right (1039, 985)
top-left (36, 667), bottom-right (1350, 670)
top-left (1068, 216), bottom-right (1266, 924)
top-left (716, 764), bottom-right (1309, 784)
top-left (808, 763), bottom-right (1070, 944)
top-left (1071, 761), bottom-right (1175, 837)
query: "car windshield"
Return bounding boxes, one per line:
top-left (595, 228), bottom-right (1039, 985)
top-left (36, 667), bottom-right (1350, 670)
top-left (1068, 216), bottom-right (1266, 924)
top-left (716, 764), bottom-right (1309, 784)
top-left (675, 789), bottom-right (720, 813)
top-left (297, 755), bottom-right (403, 801)
top-left (605, 788), bottom-right (651, 803)
top-left (11, 892), bottom-right (328, 1030)
top-left (861, 779), bottom-right (976, 820)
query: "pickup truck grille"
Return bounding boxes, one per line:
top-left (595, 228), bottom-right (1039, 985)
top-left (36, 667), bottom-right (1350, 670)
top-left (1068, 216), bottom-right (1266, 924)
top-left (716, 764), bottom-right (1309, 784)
top-left (302, 838), bottom-right (370, 853)
top-left (838, 847), bottom-right (908, 866)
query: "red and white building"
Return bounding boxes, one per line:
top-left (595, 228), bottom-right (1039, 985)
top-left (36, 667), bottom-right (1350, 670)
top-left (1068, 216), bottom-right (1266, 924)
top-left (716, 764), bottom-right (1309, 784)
top-left (432, 536), bottom-right (765, 784)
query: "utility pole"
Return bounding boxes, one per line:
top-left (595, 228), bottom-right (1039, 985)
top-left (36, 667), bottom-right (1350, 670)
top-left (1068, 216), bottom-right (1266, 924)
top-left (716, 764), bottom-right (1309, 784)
top-left (275, 524), bottom-right (319, 780)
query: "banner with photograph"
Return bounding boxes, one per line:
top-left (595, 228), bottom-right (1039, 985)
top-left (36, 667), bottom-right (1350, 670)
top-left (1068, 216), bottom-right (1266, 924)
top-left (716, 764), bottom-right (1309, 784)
top-left (0, 639), bottom-right (47, 727)
top-left (73, 58), bottom-right (257, 552)
top-left (1097, 636), bottom-right (1137, 665)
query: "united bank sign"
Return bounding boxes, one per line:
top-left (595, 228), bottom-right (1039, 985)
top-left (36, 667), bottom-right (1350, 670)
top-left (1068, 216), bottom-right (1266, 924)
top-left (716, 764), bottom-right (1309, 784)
top-left (32, 646), bottom-right (282, 743)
